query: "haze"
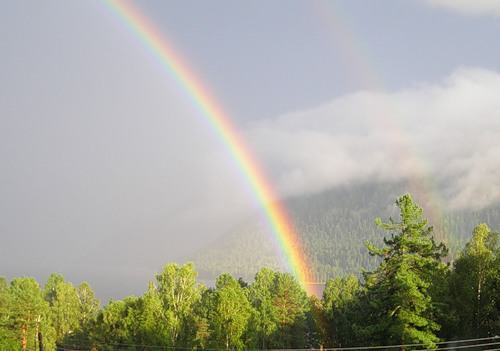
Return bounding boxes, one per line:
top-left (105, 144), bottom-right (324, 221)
top-left (2, 1), bottom-right (500, 302)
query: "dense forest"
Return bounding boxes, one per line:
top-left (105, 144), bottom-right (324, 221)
top-left (192, 181), bottom-right (500, 282)
top-left (1, 193), bottom-right (499, 350)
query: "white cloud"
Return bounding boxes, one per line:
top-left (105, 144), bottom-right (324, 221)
top-left (245, 67), bottom-right (500, 210)
top-left (422, 0), bottom-right (500, 17)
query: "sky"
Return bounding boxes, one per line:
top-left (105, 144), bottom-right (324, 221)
top-left (2, 0), bottom-right (500, 302)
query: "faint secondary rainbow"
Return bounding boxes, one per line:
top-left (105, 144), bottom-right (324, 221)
top-left (103, 0), bottom-right (314, 292)
top-left (312, 2), bottom-right (448, 239)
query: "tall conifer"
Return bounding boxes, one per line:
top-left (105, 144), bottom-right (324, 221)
top-left (362, 194), bottom-right (448, 349)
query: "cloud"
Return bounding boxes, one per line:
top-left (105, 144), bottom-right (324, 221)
top-left (245, 67), bottom-right (500, 210)
top-left (422, 0), bottom-right (500, 17)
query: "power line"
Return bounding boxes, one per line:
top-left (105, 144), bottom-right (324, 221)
top-left (423, 340), bottom-right (500, 351)
top-left (436, 336), bottom-right (500, 345)
top-left (323, 336), bottom-right (500, 351)
top-left (58, 335), bottom-right (500, 351)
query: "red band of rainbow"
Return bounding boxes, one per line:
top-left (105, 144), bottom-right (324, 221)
top-left (103, 0), bottom-right (313, 294)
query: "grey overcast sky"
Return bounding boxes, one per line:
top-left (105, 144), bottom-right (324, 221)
top-left (2, 0), bottom-right (500, 301)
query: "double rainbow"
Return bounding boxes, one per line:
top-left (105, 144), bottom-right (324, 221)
top-left (103, 1), bottom-right (313, 293)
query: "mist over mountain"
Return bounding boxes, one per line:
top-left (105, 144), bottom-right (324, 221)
top-left (188, 180), bottom-right (500, 282)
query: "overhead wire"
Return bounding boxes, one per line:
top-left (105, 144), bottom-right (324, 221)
top-left (57, 335), bottom-right (500, 351)
top-left (425, 340), bottom-right (500, 351)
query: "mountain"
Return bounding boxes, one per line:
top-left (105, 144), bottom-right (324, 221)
top-left (189, 181), bottom-right (500, 282)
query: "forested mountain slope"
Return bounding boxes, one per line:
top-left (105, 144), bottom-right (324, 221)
top-left (190, 181), bottom-right (500, 282)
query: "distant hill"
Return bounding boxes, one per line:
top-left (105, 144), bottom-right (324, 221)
top-left (189, 181), bottom-right (500, 282)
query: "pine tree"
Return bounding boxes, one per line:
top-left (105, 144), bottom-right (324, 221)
top-left (272, 272), bottom-right (309, 348)
top-left (0, 277), bottom-right (18, 351)
top-left (9, 277), bottom-right (56, 351)
top-left (362, 194), bottom-right (448, 349)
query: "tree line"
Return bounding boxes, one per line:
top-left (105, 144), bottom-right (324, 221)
top-left (194, 181), bottom-right (500, 283)
top-left (1, 194), bottom-right (499, 350)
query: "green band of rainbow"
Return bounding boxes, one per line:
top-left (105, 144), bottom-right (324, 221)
top-left (103, 0), bottom-right (313, 293)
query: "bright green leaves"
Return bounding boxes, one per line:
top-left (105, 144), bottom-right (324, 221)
top-left (204, 270), bottom-right (309, 350)
top-left (363, 194), bottom-right (448, 349)
top-left (153, 262), bottom-right (203, 349)
top-left (76, 281), bottom-right (100, 333)
top-left (93, 298), bottom-right (134, 350)
top-left (246, 267), bottom-right (278, 349)
top-left (43, 273), bottom-right (81, 343)
top-left (272, 272), bottom-right (309, 348)
top-left (0, 275), bottom-right (99, 351)
top-left (209, 274), bottom-right (252, 350)
top-left (90, 262), bottom-right (205, 351)
top-left (246, 268), bottom-right (310, 349)
top-left (451, 223), bottom-right (499, 336)
top-left (7, 277), bottom-right (55, 351)
top-left (0, 277), bottom-right (17, 351)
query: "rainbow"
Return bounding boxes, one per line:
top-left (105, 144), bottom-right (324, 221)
top-left (312, 2), bottom-right (447, 240)
top-left (103, 1), bottom-right (314, 293)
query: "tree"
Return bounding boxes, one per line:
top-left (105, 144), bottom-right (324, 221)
top-left (187, 283), bottom-right (211, 350)
top-left (362, 194), bottom-right (448, 349)
top-left (322, 274), bottom-right (360, 347)
top-left (0, 277), bottom-right (18, 351)
top-left (91, 297), bottom-right (135, 351)
top-left (133, 282), bottom-right (170, 349)
top-left (247, 269), bottom-right (309, 349)
top-left (451, 223), bottom-right (499, 337)
top-left (59, 281), bottom-right (100, 351)
top-left (208, 273), bottom-right (252, 350)
top-left (43, 273), bottom-right (81, 344)
top-left (77, 282), bottom-right (100, 332)
top-left (153, 262), bottom-right (202, 350)
top-left (246, 268), bottom-right (279, 350)
top-left (271, 272), bottom-right (309, 349)
top-left (8, 277), bottom-right (56, 351)
top-left (306, 294), bottom-right (324, 348)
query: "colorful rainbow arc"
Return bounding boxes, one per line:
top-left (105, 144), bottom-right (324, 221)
top-left (103, 1), bottom-right (313, 292)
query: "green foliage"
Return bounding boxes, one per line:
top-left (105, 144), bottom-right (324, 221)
top-left (43, 273), bottom-right (82, 344)
top-left (0, 277), bottom-right (17, 351)
top-left (306, 295), bottom-right (324, 348)
top-left (246, 267), bottom-right (279, 349)
top-left (7, 277), bottom-right (56, 351)
top-left (189, 284), bottom-right (211, 350)
top-left (272, 272), bottom-right (309, 348)
top-left (134, 283), bottom-right (169, 349)
top-left (153, 262), bottom-right (203, 349)
top-left (91, 297), bottom-right (136, 351)
top-left (321, 274), bottom-right (361, 347)
top-left (59, 281), bottom-right (101, 350)
top-left (361, 194), bottom-right (449, 349)
top-left (0, 275), bottom-right (98, 351)
top-left (450, 223), bottom-right (499, 337)
top-left (3, 190), bottom-right (500, 350)
top-left (245, 268), bottom-right (310, 349)
top-left (207, 273), bottom-right (253, 350)
top-left (77, 281), bottom-right (101, 331)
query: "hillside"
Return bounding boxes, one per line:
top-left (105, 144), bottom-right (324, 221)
top-left (189, 181), bottom-right (500, 282)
